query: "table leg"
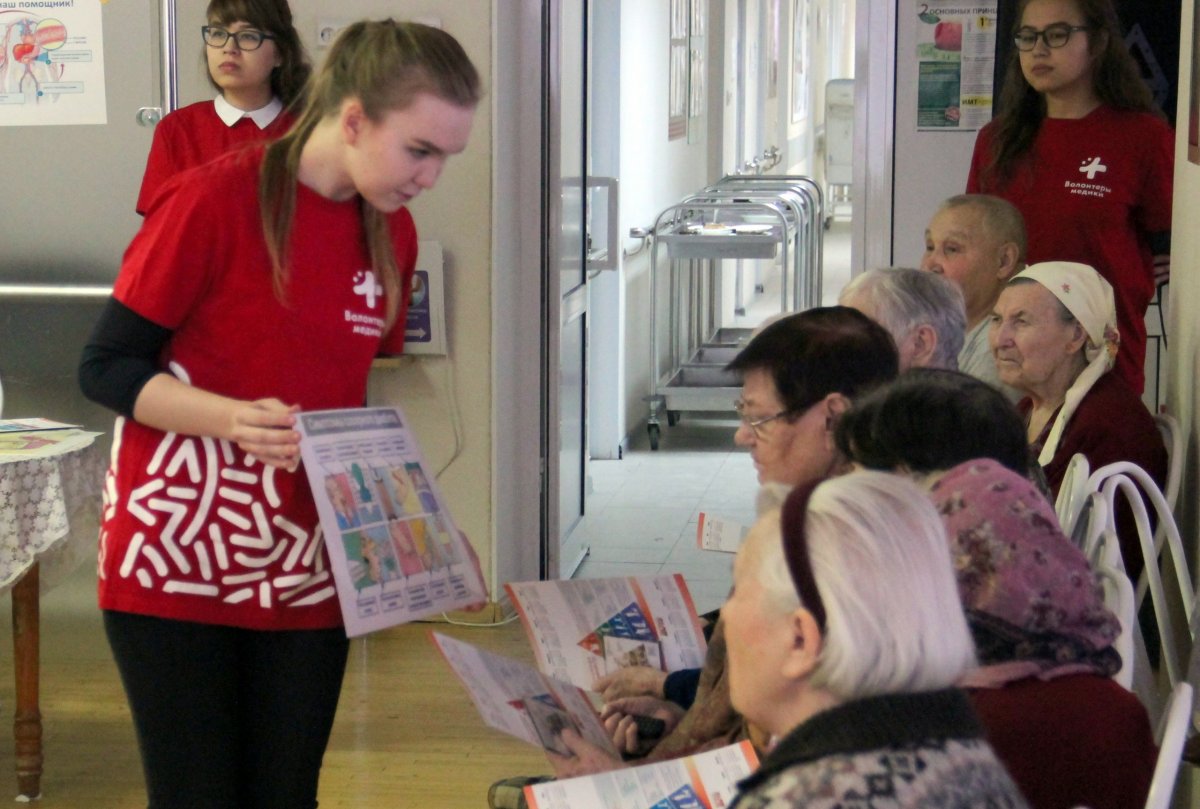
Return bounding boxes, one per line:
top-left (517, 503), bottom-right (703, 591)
top-left (12, 563), bottom-right (41, 800)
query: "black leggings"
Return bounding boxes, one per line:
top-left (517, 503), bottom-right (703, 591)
top-left (104, 611), bottom-right (350, 809)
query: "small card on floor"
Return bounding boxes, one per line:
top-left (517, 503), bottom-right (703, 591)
top-left (696, 512), bottom-right (747, 553)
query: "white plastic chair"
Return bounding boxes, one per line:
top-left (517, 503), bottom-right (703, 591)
top-left (1094, 471), bottom-right (1195, 691)
top-left (1093, 548), bottom-right (1136, 690)
top-left (1055, 452), bottom-right (1092, 543)
top-left (1153, 413), bottom-right (1182, 515)
top-left (1143, 682), bottom-right (1193, 809)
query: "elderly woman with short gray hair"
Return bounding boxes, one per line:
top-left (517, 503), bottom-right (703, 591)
top-left (725, 472), bottom-right (1026, 808)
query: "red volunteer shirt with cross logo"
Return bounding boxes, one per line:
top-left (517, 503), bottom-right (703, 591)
top-left (968, 104), bottom-right (1174, 394)
top-left (102, 146), bottom-right (415, 630)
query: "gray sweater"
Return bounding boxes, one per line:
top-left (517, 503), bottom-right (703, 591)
top-left (731, 688), bottom-right (1028, 809)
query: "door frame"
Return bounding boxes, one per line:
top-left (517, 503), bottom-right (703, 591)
top-left (492, 0), bottom-right (547, 587)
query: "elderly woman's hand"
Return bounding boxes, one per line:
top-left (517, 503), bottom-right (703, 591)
top-left (601, 696), bottom-right (685, 756)
top-left (544, 728), bottom-right (625, 778)
top-left (592, 666), bottom-right (668, 702)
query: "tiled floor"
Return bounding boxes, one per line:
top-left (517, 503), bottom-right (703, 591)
top-left (572, 220), bottom-right (854, 614)
top-left (574, 418), bottom-right (756, 614)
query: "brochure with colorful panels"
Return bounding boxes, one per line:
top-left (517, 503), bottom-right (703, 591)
top-left (429, 631), bottom-right (619, 757)
top-left (505, 575), bottom-right (708, 691)
top-left (296, 407), bottom-right (486, 636)
top-left (525, 741), bottom-right (759, 809)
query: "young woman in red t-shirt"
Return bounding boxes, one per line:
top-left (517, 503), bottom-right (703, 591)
top-left (81, 21), bottom-right (481, 807)
top-left (966, 0), bottom-right (1173, 394)
top-left (136, 0), bottom-right (310, 214)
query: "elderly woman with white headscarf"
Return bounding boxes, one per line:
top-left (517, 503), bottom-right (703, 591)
top-left (725, 473), bottom-right (1027, 808)
top-left (989, 261), bottom-right (1166, 578)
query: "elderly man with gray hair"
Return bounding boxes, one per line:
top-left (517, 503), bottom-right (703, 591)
top-left (838, 266), bottom-right (965, 372)
top-left (922, 194), bottom-right (1026, 399)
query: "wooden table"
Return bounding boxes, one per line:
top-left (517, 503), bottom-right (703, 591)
top-left (0, 432), bottom-right (103, 799)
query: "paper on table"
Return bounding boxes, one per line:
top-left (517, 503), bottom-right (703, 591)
top-left (429, 631), bottom-right (619, 757)
top-left (505, 575), bottom-right (708, 691)
top-left (0, 429), bottom-right (101, 461)
top-left (295, 407), bottom-right (487, 636)
top-left (525, 740), bottom-right (759, 809)
top-left (0, 418), bottom-right (78, 433)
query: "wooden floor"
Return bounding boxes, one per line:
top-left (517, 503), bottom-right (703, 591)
top-left (0, 566), bottom-right (547, 807)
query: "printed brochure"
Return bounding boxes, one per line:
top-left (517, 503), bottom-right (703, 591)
top-left (296, 407), bottom-right (487, 636)
top-left (505, 575), bottom-right (708, 691)
top-left (429, 631), bottom-right (619, 757)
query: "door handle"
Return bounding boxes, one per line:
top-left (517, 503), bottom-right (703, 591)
top-left (585, 176), bottom-right (618, 271)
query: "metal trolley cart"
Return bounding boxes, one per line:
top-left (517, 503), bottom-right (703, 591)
top-left (643, 176), bottom-right (823, 449)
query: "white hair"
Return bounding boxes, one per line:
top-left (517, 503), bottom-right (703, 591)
top-left (840, 267), bottom-right (966, 369)
top-left (750, 470), bottom-right (976, 700)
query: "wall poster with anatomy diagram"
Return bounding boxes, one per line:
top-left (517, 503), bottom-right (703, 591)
top-left (0, 0), bottom-right (107, 126)
top-left (297, 407), bottom-right (486, 636)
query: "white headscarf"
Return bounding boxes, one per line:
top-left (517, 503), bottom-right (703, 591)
top-left (1009, 262), bottom-right (1119, 466)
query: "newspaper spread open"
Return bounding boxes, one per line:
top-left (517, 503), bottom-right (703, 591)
top-left (505, 575), bottom-right (708, 691)
top-left (525, 741), bottom-right (759, 809)
top-left (429, 631), bottom-right (618, 757)
top-left (296, 407), bottom-right (486, 636)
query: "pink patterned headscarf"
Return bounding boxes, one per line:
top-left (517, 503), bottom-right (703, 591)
top-left (930, 458), bottom-right (1121, 686)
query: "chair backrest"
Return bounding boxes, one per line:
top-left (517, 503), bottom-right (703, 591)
top-left (1096, 472), bottom-right (1195, 689)
top-left (1093, 551), bottom-right (1135, 689)
top-left (1153, 413), bottom-right (1183, 515)
top-left (1144, 682), bottom-right (1193, 809)
top-left (1055, 452), bottom-right (1092, 542)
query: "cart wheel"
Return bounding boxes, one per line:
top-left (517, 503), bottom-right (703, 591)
top-left (648, 423), bottom-right (661, 451)
top-left (823, 215), bottom-right (832, 231)
top-left (667, 410), bottom-right (680, 426)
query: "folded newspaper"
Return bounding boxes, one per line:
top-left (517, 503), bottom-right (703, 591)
top-left (505, 575), bottom-right (708, 691)
top-left (296, 407), bottom-right (487, 636)
top-left (430, 631), bottom-right (619, 757)
top-left (525, 741), bottom-right (759, 809)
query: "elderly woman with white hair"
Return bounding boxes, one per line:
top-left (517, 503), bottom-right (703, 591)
top-left (989, 261), bottom-right (1165, 578)
top-left (725, 473), bottom-right (1027, 808)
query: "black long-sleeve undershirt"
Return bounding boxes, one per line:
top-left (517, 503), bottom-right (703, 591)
top-left (78, 298), bottom-right (172, 417)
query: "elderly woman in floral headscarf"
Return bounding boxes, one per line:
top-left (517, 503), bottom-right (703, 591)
top-left (988, 261), bottom-right (1165, 577)
top-left (933, 458), bottom-right (1157, 809)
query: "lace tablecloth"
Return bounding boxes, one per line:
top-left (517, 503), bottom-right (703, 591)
top-left (0, 438), bottom-right (104, 595)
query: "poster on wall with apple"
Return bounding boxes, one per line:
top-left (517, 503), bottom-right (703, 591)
top-left (914, 1), bottom-right (999, 132)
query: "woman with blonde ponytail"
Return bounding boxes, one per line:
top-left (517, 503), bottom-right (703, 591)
top-left (79, 20), bottom-right (480, 807)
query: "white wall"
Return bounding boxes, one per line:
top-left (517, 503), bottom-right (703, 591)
top-left (1167, 2), bottom-right (1200, 580)
top-left (619, 2), bottom-right (720, 443)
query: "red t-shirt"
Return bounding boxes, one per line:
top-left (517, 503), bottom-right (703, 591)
top-left (967, 105), bottom-right (1174, 393)
top-left (970, 674), bottom-right (1157, 809)
top-left (136, 99), bottom-right (294, 215)
top-left (102, 146), bottom-right (416, 630)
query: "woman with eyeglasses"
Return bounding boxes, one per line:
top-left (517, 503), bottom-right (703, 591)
top-left (80, 20), bottom-right (481, 807)
top-left (136, 0), bottom-right (310, 215)
top-left (966, 0), bottom-right (1172, 396)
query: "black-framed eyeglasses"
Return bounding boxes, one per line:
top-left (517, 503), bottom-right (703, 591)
top-left (734, 399), bottom-right (792, 438)
top-left (1013, 24), bottom-right (1090, 51)
top-left (201, 26), bottom-right (275, 51)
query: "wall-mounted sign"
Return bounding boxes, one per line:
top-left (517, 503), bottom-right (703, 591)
top-left (0, 0), bottom-right (107, 127)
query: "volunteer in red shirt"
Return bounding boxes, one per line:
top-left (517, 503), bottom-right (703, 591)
top-left (80, 21), bottom-right (482, 808)
top-left (136, 0), bottom-right (309, 215)
top-left (966, 0), bottom-right (1173, 394)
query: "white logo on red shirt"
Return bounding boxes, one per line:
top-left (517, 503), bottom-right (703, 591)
top-left (352, 270), bottom-right (383, 309)
top-left (1078, 156), bottom-right (1107, 180)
